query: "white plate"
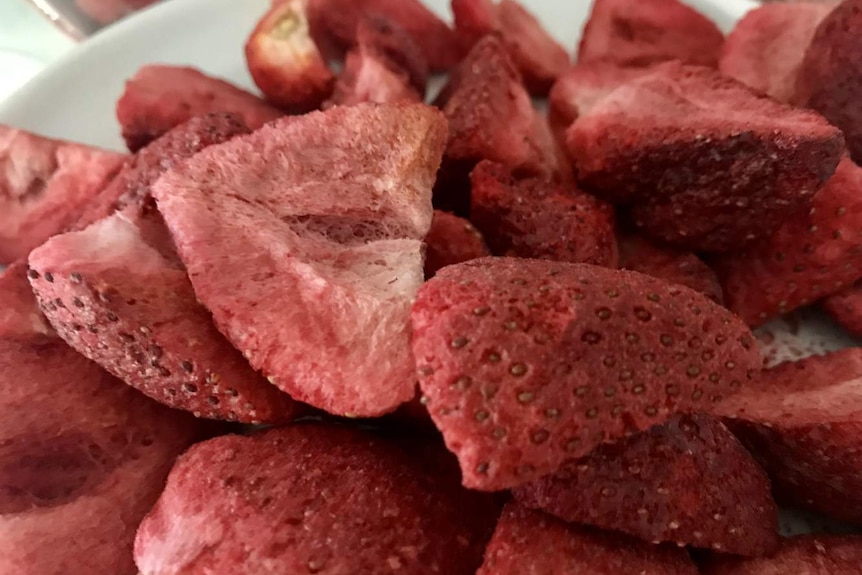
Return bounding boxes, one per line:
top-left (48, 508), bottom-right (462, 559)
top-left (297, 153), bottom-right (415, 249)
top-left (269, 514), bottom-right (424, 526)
top-left (0, 0), bottom-right (858, 535)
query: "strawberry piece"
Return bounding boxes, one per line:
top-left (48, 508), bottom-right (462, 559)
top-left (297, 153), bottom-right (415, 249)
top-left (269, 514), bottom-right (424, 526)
top-left (452, 0), bottom-right (569, 96)
top-left (425, 210), bottom-right (490, 278)
top-left (412, 258), bottom-right (761, 490)
top-left (469, 161), bottom-right (618, 267)
top-left (135, 425), bottom-right (501, 575)
top-left (514, 414), bottom-right (779, 556)
top-left (716, 349), bottom-right (862, 524)
top-left (719, 3), bottom-right (834, 104)
top-left (28, 211), bottom-right (301, 424)
top-left (796, 0), bottom-right (862, 163)
top-left (569, 62), bottom-right (845, 253)
top-left (116, 65), bottom-right (283, 152)
top-left (0, 126), bottom-right (126, 264)
top-left (823, 281), bottom-right (862, 337)
top-left (324, 50), bottom-right (422, 109)
top-left (477, 503), bottom-right (699, 575)
top-left (153, 104), bottom-right (446, 417)
top-left (355, 15), bottom-right (428, 95)
top-left (701, 535), bottom-right (862, 575)
top-left (307, 0), bottom-right (460, 72)
top-left (0, 263), bottom-right (52, 338)
top-left (714, 157), bottom-right (862, 327)
top-left (577, 0), bottom-right (724, 67)
top-left (246, 0), bottom-right (335, 113)
top-left (618, 234), bottom-right (723, 304)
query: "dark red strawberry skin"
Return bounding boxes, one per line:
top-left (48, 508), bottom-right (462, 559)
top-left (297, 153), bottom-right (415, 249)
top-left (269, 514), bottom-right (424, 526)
top-left (823, 282), bottom-right (862, 337)
top-left (425, 210), bottom-right (489, 278)
top-left (702, 535), bottom-right (862, 575)
top-left (412, 257), bottom-right (761, 491)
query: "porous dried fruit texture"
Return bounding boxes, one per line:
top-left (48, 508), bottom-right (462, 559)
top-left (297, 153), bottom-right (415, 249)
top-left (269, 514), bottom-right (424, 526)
top-left (716, 348), bottom-right (862, 524)
top-left (796, 0), bottom-right (862, 163)
top-left (0, 126), bottom-right (126, 264)
top-left (134, 425), bottom-right (501, 575)
top-left (246, 0), bottom-right (334, 113)
top-left (477, 504), bottom-right (698, 575)
top-left (452, 0), bottom-right (569, 96)
top-left (412, 258), bottom-right (761, 490)
top-left (714, 157), bottom-right (862, 327)
top-left (153, 104), bottom-right (446, 417)
top-left (514, 414), bottom-right (779, 556)
top-left (469, 161), bottom-right (618, 267)
top-left (569, 62), bottom-right (844, 253)
top-left (0, 262), bottom-right (52, 337)
top-left (823, 281), bottom-right (862, 337)
top-left (307, 0), bottom-right (460, 72)
top-left (618, 234), bottom-right (723, 304)
top-left (116, 65), bottom-right (283, 152)
top-left (28, 212), bottom-right (301, 424)
top-left (425, 210), bottom-right (489, 278)
top-left (720, 3), bottom-right (834, 104)
top-left (577, 0), bottom-right (724, 67)
top-left (701, 535), bottom-right (862, 575)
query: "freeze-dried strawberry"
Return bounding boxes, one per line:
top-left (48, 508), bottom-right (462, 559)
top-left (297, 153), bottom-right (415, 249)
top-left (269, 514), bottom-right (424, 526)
top-left (716, 348), bottom-right (862, 524)
top-left (796, 0), bottom-right (862, 163)
top-left (477, 504), bottom-right (699, 575)
top-left (452, 0), bottom-right (569, 96)
top-left (324, 50), bottom-right (422, 109)
top-left (569, 62), bottom-right (844, 253)
top-left (0, 126), bottom-right (126, 264)
top-left (246, 0), bottom-right (334, 113)
top-left (412, 258), bottom-right (761, 490)
top-left (618, 234), bottom-right (723, 303)
top-left (425, 210), bottom-right (490, 278)
top-left (116, 65), bottom-right (283, 152)
top-left (0, 263), bottom-right (52, 338)
top-left (307, 0), bottom-right (460, 72)
top-left (578, 0), bottom-right (724, 67)
top-left (714, 157), bottom-right (862, 327)
top-left (514, 414), bottom-right (779, 556)
top-left (823, 282), bottom-right (862, 337)
top-left (469, 161), bottom-right (618, 267)
top-left (153, 104), bottom-right (446, 417)
top-left (720, 3), bottom-right (834, 104)
top-left (135, 425), bottom-right (501, 575)
top-left (28, 212), bottom-right (301, 424)
top-left (701, 535), bottom-right (862, 575)
top-left (355, 15), bottom-right (428, 95)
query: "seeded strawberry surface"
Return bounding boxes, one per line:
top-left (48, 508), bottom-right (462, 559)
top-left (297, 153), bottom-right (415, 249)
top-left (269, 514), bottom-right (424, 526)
top-left (0, 263), bottom-right (53, 338)
top-left (412, 257), bottom-right (761, 490)
top-left (425, 210), bottom-right (490, 278)
top-left (701, 535), bottom-right (862, 575)
top-left (822, 281), bottom-right (862, 337)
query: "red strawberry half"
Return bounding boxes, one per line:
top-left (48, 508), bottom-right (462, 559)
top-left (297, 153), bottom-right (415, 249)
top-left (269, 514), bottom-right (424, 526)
top-left (116, 65), bottom-right (283, 151)
top-left (153, 104), bottom-right (446, 417)
top-left (0, 126), bottom-right (126, 264)
top-left (477, 503), bottom-right (698, 575)
top-left (569, 62), bottom-right (844, 253)
top-left (701, 535), bottom-right (862, 575)
top-left (412, 257), bottom-right (761, 490)
top-left (135, 425), bottom-right (501, 575)
top-left (715, 348), bottom-right (862, 525)
top-left (425, 210), bottom-right (490, 278)
top-left (469, 161), bottom-right (618, 267)
top-left (823, 281), bottom-right (862, 337)
top-left (514, 414), bottom-right (779, 556)
top-left (714, 157), bottom-right (862, 327)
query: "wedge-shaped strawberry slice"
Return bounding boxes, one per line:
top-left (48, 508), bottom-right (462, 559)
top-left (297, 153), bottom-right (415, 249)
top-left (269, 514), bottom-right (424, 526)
top-left (355, 14), bottom-right (428, 95)
top-left (716, 348), bottom-right (862, 524)
top-left (470, 161), bottom-right (618, 267)
top-left (452, 0), bottom-right (569, 96)
top-left (478, 504), bottom-right (698, 575)
top-left (0, 126), bottom-right (126, 264)
top-left (720, 3), bottom-right (834, 104)
top-left (425, 210), bottom-right (489, 278)
top-left (578, 0), bottom-right (724, 67)
top-left (714, 157), bottom-right (862, 327)
top-left (514, 415), bottom-right (779, 556)
top-left (618, 234), bottom-right (723, 304)
top-left (569, 62), bottom-right (844, 253)
top-left (246, 0), bottom-right (334, 113)
top-left (796, 0), bottom-right (862, 163)
top-left (0, 263), bottom-right (53, 337)
top-left (325, 50), bottom-right (421, 108)
top-left (28, 211), bottom-right (301, 424)
top-left (823, 282), bottom-right (862, 337)
top-left (702, 535), bottom-right (862, 574)
top-left (135, 425), bottom-right (501, 575)
top-left (116, 65), bottom-right (283, 151)
top-left (153, 104), bottom-right (446, 417)
top-left (412, 258), bottom-right (761, 490)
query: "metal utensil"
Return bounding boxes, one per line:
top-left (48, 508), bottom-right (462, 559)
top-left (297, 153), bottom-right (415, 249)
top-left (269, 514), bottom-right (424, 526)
top-left (27, 0), bottom-right (161, 39)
